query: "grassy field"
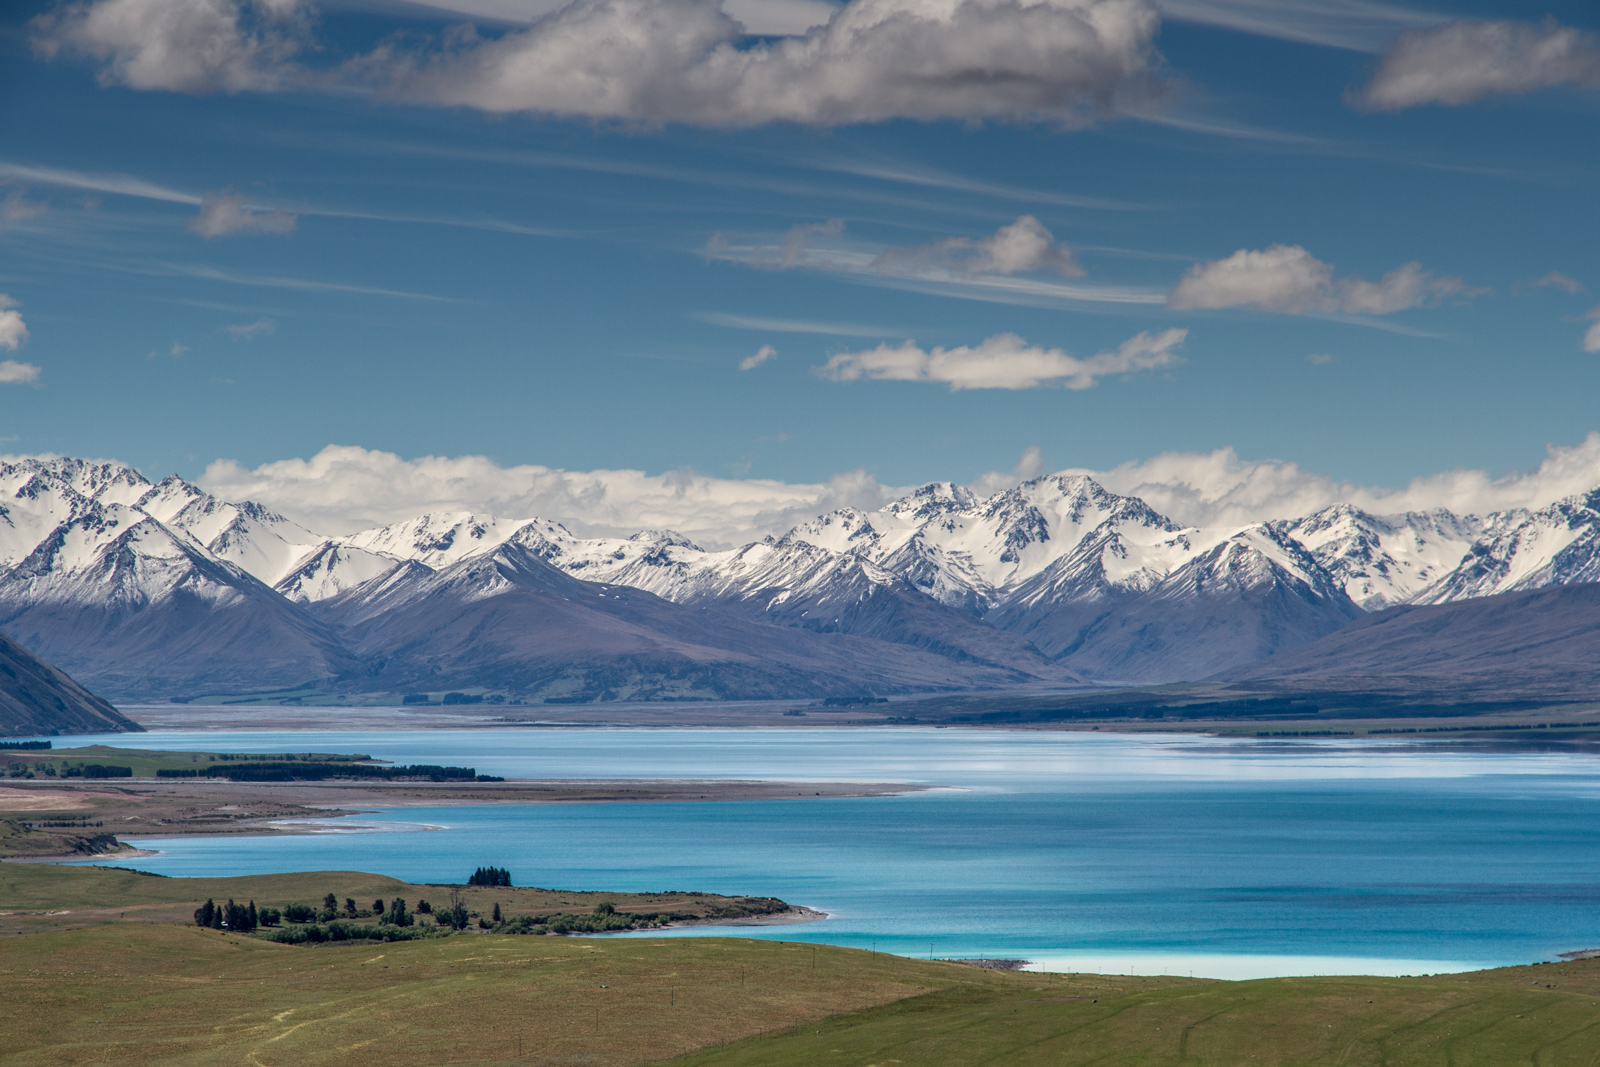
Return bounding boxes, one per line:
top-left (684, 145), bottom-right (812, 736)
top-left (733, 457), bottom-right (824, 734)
top-left (6, 865), bottom-right (1600, 1065)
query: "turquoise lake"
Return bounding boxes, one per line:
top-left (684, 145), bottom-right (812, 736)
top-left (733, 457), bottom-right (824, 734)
top-left (42, 726), bottom-right (1600, 980)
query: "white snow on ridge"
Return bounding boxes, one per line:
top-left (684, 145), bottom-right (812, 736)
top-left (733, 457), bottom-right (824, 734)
top-left (4, 457), bottom-right (1600, 631)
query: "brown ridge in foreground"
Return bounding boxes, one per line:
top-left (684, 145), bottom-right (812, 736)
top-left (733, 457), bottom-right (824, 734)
top-left (0, 629), bottom-right (141, 737)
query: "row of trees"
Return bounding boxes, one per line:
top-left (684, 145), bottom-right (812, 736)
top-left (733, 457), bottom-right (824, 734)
top-left (468, 866), bottom-right (513, 886)
top-left (194, 898), bottom-right (276, 931)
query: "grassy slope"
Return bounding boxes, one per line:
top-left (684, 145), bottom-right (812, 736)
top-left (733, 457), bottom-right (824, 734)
top-left (668, 962), bottom-right (1600, 1067)
top-left (5, 866), bottom-right (1600, 1066)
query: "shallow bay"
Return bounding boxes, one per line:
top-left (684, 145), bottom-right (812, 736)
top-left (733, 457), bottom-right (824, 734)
top-left (48, 726), bottom-right (1600, 979)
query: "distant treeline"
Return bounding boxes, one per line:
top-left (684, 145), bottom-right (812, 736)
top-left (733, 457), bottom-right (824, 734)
top-left (157, 762), bottom-right (495, 782)
top-left (0, 741), bottom-right (50, 750)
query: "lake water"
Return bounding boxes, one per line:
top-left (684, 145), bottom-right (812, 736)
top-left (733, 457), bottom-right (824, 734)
top-left (40, 726), bottom-right (1600, 980)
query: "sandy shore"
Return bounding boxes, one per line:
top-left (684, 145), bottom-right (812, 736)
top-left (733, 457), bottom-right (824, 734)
top-left (0, 777), bottom-right (925, 856)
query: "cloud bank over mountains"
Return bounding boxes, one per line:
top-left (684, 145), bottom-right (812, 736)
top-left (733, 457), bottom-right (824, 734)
top-left (33, 0), bottom-right (1166, 126)
top-left (55, 432), bottom-right (1581, 547)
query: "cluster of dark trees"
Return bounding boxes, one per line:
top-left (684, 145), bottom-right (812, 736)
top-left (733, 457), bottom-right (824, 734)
top-left (467, 866), bottom-right (512, 886)
top-left (194, 898), bottom-right (273, 931)
top-left (157, 762), bottom-right (483, 782)
top-left (0, 741), bottom-right (50, 750)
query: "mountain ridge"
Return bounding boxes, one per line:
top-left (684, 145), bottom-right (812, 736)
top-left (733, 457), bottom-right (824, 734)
top-left (4, 456), bottom-right (1599, 701)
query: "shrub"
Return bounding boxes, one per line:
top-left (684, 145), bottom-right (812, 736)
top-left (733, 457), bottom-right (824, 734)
top-left (283, 903), bottom-right (315, 923)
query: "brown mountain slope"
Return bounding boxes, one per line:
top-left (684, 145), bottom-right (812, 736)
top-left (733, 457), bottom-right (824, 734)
top-left (0, 629), bottom-right (141, 736)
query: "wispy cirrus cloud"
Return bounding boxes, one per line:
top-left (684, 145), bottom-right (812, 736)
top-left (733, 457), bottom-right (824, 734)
top-left (1168, 244), bottom-right (1473, 315)
top-left (693, 312), bottom-right (910, 337)
top-left (706, 218), bottom-right (1165, 309)
top-left (1525, 271), bottom-right (1585, 295)
top-left (1585, 307), bottom-right (1600, 354)
top-left (225, 317), bottom-right (278, 339)
top-left (1158, 0), bottom-right (1442, 54)
top-left (1354, 18), bottom-right (1600, 110)
top-left (815, 327), bottom-right (1186, 390)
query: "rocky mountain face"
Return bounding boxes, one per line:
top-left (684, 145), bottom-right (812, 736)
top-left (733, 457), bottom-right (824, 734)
top-left (3, 456), bottom-right (1599, 701)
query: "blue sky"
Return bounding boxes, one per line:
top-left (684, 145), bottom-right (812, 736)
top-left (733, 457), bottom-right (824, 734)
top-left (2, 0), bottom-right (1598, 539)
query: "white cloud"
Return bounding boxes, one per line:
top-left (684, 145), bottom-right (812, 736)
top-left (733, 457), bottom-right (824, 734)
top-left (814, 327), bottom-right (1185, 390)
top-left (1355, 18), bottom-right (1600, 111)
top-left (873, 215), bottom-right (1084, 278)
top-left (188, 191), bottom-right (297, 237)
top-left (373, 0), bottom-right (1164, 126)
top-left (968, 444), bottom-right (1045, 496)
top-left (1, 188), bottom-right (49, 225)
top-left (739, 343), bottom-right (777, 370)
top-left (36, 0), bottom-right (1165, 126)
top-left (185, 432), bottom-right (1600, 547)
top-left (1081, 432), bottom-right (1600, 529)
top-left (31, 0), bottom-right (310, 93)
top-left (198, 444), bottom-right (902, 546)
top-left (225, 317), bottom-right (278, 339)
top-left (1528, 271), bottom-right (1584, 294)
top-left (0, 296), bottom-right (29, 352)
top-left (1585, 307), bottom-right (1600, 354)
top-left (1305, 352), bottom-right (1332, 364)
top-left (0, 361), bottom-right (41, 385)
top-left (1167, 244), bottom-right (1468, 315)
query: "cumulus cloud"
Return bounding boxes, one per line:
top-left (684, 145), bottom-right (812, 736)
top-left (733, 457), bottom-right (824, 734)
top-left (0, 296), bottom-right (29, 352)
top-left (814, 327), bottom-right (1185, 390)
top-left (0, 361), bottom-right (42, 385)
top-left (1586, 307), bottom-right (1600, 354)
top-left (188, 191), bottom-right (297, 237)
top-left (873, 215), bottom-right (1083, 278)
top-left (225, 317), bottom-right (278, 339)
top-left (37, 0), bottom-right (1164, 126)
top-left (1167, 244), bottom-right (1468, 316)
top-left (1355, 18), bottom-right (1600, 111)
top-left (968, 444), bottom-right (1045, 496)
top-left (378, 0), bottom-right (1164, 125)
top-left (1080, 432), bottom-right (1600, 529)
top-left (30, 0), bottom-right (311, 93)
top-left (739, 344), bottom-right (777, 370)
top-left (198, 444), bottom-right (902, 546)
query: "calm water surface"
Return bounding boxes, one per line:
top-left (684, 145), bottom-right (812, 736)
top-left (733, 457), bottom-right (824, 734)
top-left (44, 727), bottom-right (1600, 979)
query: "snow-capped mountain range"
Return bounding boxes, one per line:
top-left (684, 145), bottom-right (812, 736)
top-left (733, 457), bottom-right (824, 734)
top-left (3, 456), bottom-right (1598, 702)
